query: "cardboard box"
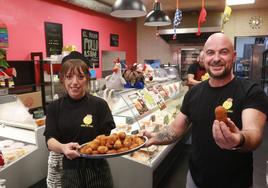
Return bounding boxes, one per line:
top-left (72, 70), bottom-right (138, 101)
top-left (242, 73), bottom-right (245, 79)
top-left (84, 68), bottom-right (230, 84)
top-left (16, 91), bottom-right (42, 109)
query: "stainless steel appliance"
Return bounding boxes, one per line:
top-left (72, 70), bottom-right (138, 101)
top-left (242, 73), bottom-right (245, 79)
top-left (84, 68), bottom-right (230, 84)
top-left (261, 49), bottom-right (268, 95)
top-left (235, 44), bottom-right (265, 85)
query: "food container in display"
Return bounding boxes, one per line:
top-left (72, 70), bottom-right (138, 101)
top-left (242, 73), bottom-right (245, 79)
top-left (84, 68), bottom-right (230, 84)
top-left (164, 67), bottom-right (179, 79)
top-left (153, 68), bottom-right (168, 82)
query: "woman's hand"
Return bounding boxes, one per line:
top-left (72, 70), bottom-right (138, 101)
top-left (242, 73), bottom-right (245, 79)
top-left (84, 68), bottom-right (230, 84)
top-left (212, 118), bottom-right (241, 150)
top-left (61, 142), bottom-right (81, 160)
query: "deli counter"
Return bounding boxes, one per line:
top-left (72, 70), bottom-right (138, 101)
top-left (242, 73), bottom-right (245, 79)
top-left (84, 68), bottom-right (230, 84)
top-left (0, 95), bottom-right (48, 188)
top-left (99, 79), bottom-right (190, 188)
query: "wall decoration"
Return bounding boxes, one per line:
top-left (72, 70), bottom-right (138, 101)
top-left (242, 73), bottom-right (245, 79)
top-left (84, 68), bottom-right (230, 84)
top-left (44, 22), bottom-right (63, 57)
top-left (196, 0), bottom-right (207, 36)
top-left (221, 6), bottom-right (232, 32)
top-left (0, 48), bottom-right (17, 83)
top-left (249, 16), bottom-right (262, 29)
top-left (81, 29), bottom-right (99, 68)
top-left (173, 0), bottom-right (182, 40)
top-left (110, 33), bottom-right (119, 47)
top-left (0, 21), bottom-right (8, 48)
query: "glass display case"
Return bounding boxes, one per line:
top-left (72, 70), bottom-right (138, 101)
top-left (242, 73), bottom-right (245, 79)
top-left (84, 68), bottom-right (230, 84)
top-left (101, 80), bottom-right (190, 188)
top-left (0, 95), bottom-right (49, 188)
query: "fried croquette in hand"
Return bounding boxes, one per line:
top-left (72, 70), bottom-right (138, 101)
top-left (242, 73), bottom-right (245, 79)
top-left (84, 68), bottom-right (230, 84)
top-left (215, 106), bottom-right (228, 123)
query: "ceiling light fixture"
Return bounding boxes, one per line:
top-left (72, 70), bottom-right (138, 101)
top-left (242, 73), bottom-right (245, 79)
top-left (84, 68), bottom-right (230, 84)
top-left (226, 0), bottom-right (255, 6)
top-left (110, 0), bottom-right (147, 18)
top-left (144, 0), bottom-right (171, 27)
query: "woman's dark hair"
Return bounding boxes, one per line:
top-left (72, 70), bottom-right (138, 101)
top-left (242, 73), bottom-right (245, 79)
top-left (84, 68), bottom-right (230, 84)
top-left (59, 59), bottom-right (90, 83)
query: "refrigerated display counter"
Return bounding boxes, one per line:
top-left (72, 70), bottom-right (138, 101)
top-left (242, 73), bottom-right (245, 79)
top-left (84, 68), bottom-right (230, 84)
top-left (99, 80), bottom-right (190, 188)
top-left (0, 95), bottom-right (49, 188)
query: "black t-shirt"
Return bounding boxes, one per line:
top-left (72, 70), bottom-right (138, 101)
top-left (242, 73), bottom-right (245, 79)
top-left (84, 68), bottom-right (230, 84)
top-left (187, 63), bottom-right (206, 81)
top-left (44, 94), bottom-right (115, 168)
top-left (180, 77), bottom-right (268, 188)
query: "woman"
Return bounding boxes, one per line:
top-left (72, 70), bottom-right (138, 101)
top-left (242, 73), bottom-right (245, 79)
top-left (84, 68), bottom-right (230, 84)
top-left (44, 51), bottom-right (115, 188)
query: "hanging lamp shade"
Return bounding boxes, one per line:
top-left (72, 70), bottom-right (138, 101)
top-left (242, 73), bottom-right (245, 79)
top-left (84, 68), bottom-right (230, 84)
top-left (144, 1), bottom-right (171, 26)
top-left (111, 0), bottom-right (147, 18)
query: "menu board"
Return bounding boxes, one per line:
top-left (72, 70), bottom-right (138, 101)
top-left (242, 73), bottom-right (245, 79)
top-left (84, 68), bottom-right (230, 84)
top-left (110, 33), bottom-right (119, 47)
top-left (44, 22), bottom-right (63, 57)
top-left (128, 92), bottom-right (149, 115)
top-left (81, 29), bottom-right (99, 68)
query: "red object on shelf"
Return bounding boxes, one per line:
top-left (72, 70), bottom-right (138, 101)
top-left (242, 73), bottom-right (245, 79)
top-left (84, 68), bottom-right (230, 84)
top-left (0, 152), bottom-right (4, 166)
top-left (0, 67), bottom-right (16, 79)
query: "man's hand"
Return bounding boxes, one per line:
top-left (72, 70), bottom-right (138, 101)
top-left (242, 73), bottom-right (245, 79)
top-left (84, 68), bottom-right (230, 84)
top-left (212, 118), bottom-right (241, 150)
top-left (139, 130), bottom-right (157, 147)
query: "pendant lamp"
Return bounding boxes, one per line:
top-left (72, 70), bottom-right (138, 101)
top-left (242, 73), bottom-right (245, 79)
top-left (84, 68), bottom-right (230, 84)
top-left (111, 0), bottom-right (147, 18)
top-left (144, 0), bottom-right (171, 27)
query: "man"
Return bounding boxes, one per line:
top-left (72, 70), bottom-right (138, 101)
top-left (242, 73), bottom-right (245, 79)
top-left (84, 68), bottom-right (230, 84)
top-left (187, 51), bottom-right (207, 87)
top-left (143, 33), bottom-right (268, 188)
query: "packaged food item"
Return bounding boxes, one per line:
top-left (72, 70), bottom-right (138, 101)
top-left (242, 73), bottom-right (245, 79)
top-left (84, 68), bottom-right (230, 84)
top-left (130, 150), bottom-right (150, 162)
top-left (0, 140), bottom-right (14, 150)
top-left (115, 123), bottom-right (131, 133)
top-left (35, 118), bottom-right (45, 126)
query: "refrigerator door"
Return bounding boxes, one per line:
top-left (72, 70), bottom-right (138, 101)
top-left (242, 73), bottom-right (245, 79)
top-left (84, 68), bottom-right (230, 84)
top-left (261, 50), bottom-right (268, 95)
top-left (240, 44), bottom-right (265, 84)
top-left (251, 44), bottom-right (265, 84)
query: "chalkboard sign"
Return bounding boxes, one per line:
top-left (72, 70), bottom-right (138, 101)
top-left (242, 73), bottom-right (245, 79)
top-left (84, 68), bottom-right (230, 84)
top-left (81, 29), bottom-right (99, 68)
top-left (44, 22), bottom-right (63, 57)
top-left (110, 33), bottom-right (119, 47)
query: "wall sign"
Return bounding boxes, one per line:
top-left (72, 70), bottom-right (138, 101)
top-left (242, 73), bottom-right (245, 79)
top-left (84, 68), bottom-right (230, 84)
top-left (110, 33), bottom-right (119, 47)
top-left (44, 22), bottom-right (63, 57)
top-left (81, 29), bottom-right (99, 68)
top-left (0, 22), bottom-right (8, 48)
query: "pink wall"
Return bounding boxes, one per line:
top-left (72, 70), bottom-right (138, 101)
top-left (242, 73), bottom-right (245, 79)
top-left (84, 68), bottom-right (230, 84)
top-left (0, 0), bottom-right (137, 78)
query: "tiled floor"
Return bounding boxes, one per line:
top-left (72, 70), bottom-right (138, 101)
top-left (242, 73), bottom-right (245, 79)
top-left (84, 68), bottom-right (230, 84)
top-left (30, 125), bottom-right (268, 188)
top-left (157, 144), bottom-right (190, 188)
top-left (253, 123), bottom-right (268, 188)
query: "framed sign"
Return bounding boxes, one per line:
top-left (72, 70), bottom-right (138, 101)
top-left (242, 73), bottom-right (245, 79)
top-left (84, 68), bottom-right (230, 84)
top-left (44, 22), bottom-right (63, 57)
top-left (110, 33), bottom-right (119, 47)
top-left (81, 29), bottom-right (99, 68)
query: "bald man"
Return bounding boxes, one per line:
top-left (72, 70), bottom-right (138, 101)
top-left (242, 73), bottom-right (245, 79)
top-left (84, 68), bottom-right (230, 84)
top-left (142, 33), bottom-right (268, 188)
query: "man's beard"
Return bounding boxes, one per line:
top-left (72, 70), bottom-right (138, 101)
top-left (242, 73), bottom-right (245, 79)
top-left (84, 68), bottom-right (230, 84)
top-left (207, 67), bottom-right (230, 80)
